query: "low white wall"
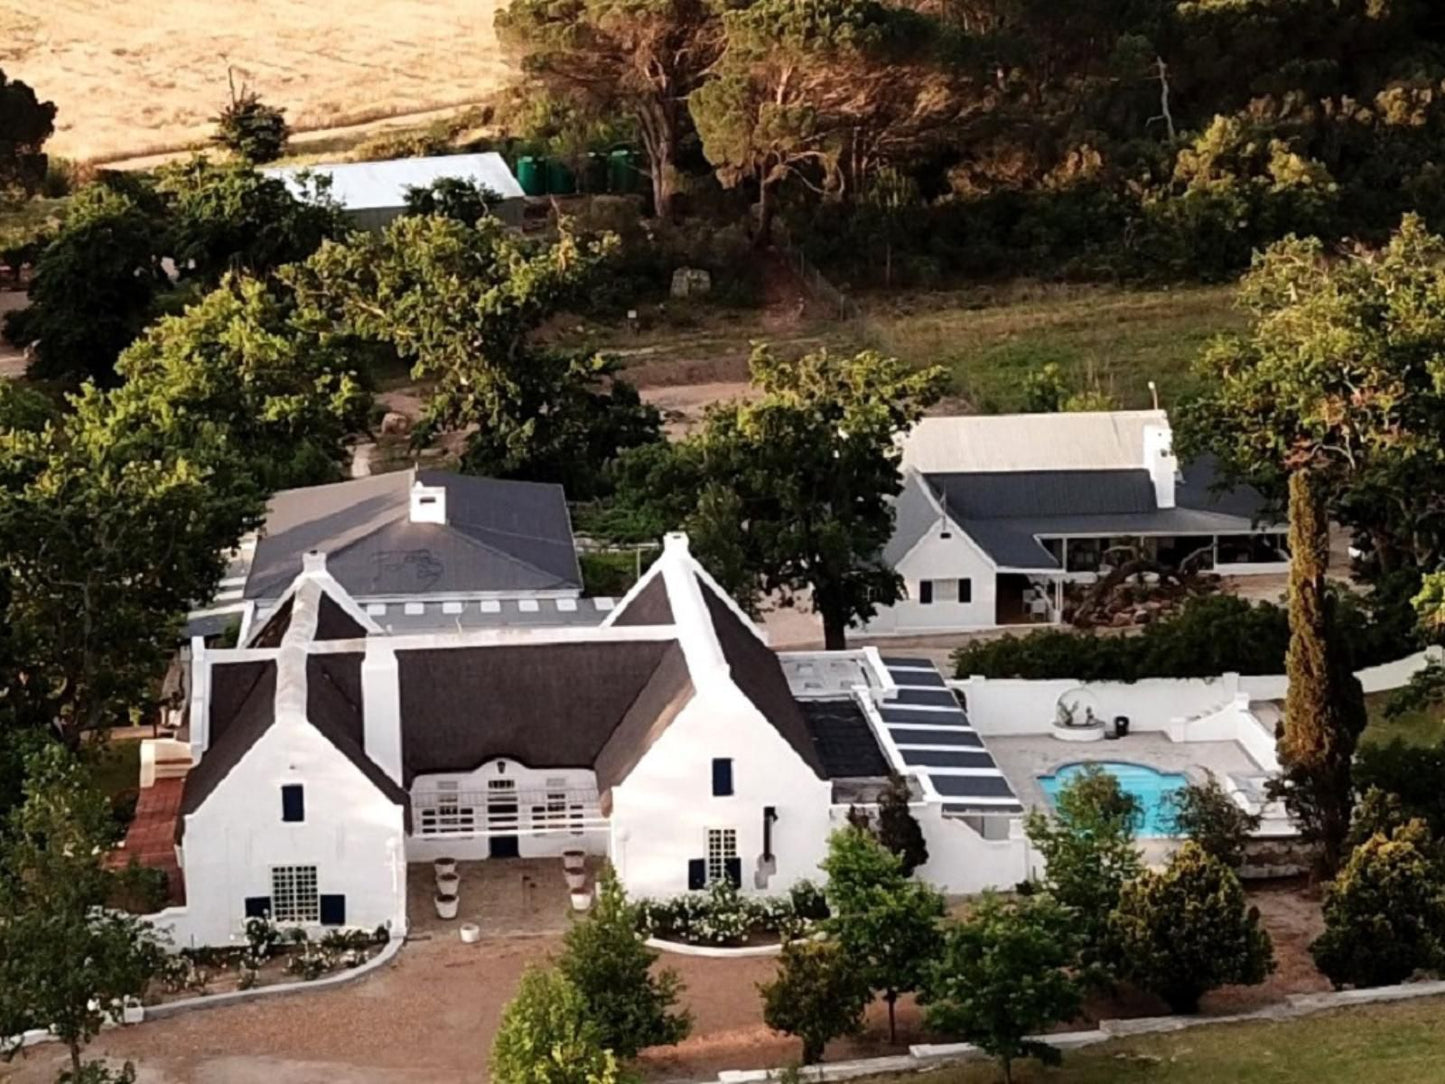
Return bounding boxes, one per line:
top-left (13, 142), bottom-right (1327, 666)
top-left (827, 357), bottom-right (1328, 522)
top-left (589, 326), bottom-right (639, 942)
top-left (956, 674), bottom-right (1239, 736)
top-left (1166, 695), bottom-right (1281, 773)
top-left (405, 829), bottom-right (608, 863)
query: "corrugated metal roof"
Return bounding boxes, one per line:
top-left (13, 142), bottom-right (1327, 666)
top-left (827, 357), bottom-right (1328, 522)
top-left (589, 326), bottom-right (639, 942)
top-left (932, 469), bottom-right (1158, 519)
top-left (265, 153), bottom-right (525, 212)
top-left (900, 410), bottom-right (1167, 474)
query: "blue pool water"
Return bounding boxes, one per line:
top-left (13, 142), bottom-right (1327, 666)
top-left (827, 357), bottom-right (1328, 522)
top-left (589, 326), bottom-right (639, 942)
top-left (1037, 761), bottom-right (1188, 837)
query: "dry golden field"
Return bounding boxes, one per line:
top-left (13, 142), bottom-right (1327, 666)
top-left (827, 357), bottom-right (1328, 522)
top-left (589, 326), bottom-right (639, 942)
top-left (0, 0), bottom-right (511, 162)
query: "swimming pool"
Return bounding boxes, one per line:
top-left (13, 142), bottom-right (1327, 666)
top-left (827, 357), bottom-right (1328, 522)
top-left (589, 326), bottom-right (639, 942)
top-left (1037, 761), bottom-right (1188, 837)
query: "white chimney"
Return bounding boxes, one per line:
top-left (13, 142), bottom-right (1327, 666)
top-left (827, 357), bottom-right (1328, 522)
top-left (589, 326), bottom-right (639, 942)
top-left (409, 479), bottom-right (447, 524)
top-left (361, 644), bottom-right (404, 785)
top-left (302, 550), bottom-right (327, 574)
top-left (1143, 422), bottom-right (1178, 510)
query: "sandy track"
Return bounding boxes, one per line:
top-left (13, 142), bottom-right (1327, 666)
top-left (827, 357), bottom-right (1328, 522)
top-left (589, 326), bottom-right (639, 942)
top-left (0, 0), bottom-right (511, 161)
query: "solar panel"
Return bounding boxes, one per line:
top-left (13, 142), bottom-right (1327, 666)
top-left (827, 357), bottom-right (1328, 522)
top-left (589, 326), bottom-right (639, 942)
top-left (886, 667), bottom-right (946, 688)
top-left (885, 727), bottom-right (984, 747)
top-left (900, 748), bottom-right (999, 769)
top-left (879, 706), bottom-right (970, 727)
top-left (930, 774), bottom-right (1019, 798)
top-left (894, 687), bottom-right (960, 708)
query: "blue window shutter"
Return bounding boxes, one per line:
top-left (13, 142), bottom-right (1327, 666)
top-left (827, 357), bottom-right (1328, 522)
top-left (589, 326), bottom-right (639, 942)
top-left (687, 859), bottom-right (706, 890)
top-left (281, 784), bottom-right (305, 823)
top-left (724, 858), bottom-right (742, 887)
top-left (712, 758), bottom-right (734, 797)
top-left (244, 896), bottom-right (270, 918)
top-left (319, 894), bottom-right (346, 926)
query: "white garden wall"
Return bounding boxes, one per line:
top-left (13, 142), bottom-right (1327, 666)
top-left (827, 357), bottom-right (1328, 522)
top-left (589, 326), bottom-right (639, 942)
top-left (906, 805), bottom-right (1035, 893)
top-left (178, 719), bottom-right (407, 947)
top-left (954, 674), bottom-right (1242, 736)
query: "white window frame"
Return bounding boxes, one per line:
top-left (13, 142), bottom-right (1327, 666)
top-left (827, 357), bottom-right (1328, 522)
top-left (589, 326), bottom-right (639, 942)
top-left (270, 865), bottom-right (319, 924)
top-left (706, 828), bottom-right (737, 884)
top-left (417, 779), bottom-right (477, 837)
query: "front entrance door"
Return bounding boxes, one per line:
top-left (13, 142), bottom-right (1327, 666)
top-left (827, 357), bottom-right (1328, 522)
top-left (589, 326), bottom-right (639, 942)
top-left (487, 778), bottom-right (519, 858)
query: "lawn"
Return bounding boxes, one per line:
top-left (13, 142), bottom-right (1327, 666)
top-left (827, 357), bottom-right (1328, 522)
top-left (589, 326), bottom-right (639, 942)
top-left (863, 281), bottom-right (1245, 412)
top-left (1362, 691), bottom-right (1445, 748)
top-left (862, 997), bottom-right (1445, 1084)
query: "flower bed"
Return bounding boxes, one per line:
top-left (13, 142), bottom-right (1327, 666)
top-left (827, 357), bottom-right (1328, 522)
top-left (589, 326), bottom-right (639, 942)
top-left (636, 879), bottom-right (829, 947)
top-left (146, 917), bottom-right (389, 1004)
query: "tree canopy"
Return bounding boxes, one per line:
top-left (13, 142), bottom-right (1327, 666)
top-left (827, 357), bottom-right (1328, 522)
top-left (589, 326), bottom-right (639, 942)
top-left (0, 67), bottom-right (57, 199)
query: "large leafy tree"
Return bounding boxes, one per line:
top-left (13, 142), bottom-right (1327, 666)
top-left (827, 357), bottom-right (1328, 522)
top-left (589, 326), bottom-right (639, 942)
top-left (920, 892), bottom-right (1084, 1084)
top-left (0, 745), bottom-right (166, 1079)
top-left (1110, 841), bottom-right (1275, 1013)
top-left (496, 0), bottom-right (724, 219)
top-left (290, 213), bottom-right (659, 497)
top-left (108, 274), bottom-right (371, 492)
top-left (615, 345), bottom-right (943, 647)
top-left (690, 0), bottom-right (961, 243)
top-left (0, 68), bottom-right (57, 198)
top-left (0, 393), bottom-right (261, 746)
top-left (820, 826), bottom-right (945, 1041)
top-left (5, 159), bottom-right (345, 384)
top-left (759, 939), bottom-right (870, 1064)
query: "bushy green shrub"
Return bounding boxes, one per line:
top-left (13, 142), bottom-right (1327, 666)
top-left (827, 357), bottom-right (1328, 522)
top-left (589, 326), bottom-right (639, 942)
top-left (1110, 842), bottom-right (1274, 1012)
top-left (1311, 820), bottom-right (1445, 989)
top-left (559, 869), bottom-right (691, 1057)
top-left (212, 84), bottom-right (289, 164)
top-left (1355, 741), bottom-right (1445, 840)
top-left (1165, 772), bottom-right (1261, 869)
top-left (491, 966), bottom-right (623, 1084)
top-left (952, 590), bottom-right (1416, 681)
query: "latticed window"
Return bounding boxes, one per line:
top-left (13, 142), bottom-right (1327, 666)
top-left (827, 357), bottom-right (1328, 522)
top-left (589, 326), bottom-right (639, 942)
top-left (418, 780), bottom-right (476, 836)
top-left (706, 828), bottom-right (737, 884)
top-left (271, 865), bottom-right (319, 923)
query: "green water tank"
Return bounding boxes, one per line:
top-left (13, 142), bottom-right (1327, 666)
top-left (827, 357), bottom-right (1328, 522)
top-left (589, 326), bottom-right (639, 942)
top-left (607, 148), bottom-right (637, 194)
top-left (515, 155), bottom-right (545, 197)
top-left (546, 158), bottom-right (577, 196)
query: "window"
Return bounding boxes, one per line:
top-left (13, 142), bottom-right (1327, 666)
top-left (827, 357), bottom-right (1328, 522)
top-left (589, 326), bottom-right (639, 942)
top-left (918, 580), bottom-right (934, 605)
top-left (712, 758), bottom-right (734, 797)
top-left (270, 865), bottom-right (319, 924)
top-left (281, 783), bottom-right (304, 823)
top-left (706, 828), bottom-right (737, 884)
top-left (417, 780), bottom-right (476, 836)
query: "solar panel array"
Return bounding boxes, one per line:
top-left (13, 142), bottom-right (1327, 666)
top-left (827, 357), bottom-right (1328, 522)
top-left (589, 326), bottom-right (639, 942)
top-left (877, 657), bottom-right (1024, 816)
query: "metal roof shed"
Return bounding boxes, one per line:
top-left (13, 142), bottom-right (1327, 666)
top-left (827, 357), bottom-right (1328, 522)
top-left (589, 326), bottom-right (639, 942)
top-left (265, 152), bottom-right (527, 230)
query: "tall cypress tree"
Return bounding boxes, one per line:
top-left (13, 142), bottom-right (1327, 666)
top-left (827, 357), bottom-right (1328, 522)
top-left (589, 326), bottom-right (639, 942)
top-left (1275, 470), bottom-right (1367, 873)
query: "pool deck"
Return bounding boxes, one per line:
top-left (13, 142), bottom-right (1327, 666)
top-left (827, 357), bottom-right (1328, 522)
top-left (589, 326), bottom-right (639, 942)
top-left (986, 732), bottom-right (1265, 816)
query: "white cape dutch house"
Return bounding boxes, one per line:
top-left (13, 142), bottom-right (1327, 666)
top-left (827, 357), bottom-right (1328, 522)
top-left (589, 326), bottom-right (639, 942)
top-left (143, 536), bottom-right (1031, 946)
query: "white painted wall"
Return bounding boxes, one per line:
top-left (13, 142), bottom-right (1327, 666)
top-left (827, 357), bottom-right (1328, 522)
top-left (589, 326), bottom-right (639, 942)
top-left (850, 804), bottom-right (1035, 894)
top-left (954, 674), bottom-right (1242, 737)
top-left (176, 719), bottom-right (407, 948)
top-left (405, 758), bottom-right (608, 862)
top-left (862, 523), bottom-right (999, 634)
top-left (609, 689), bottom-right (835, 899)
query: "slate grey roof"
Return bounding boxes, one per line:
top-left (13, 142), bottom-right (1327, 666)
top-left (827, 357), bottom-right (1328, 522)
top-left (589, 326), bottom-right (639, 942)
top-left (610, 574), bottom-right (674, 626)
top-left (883, 471), bottom-right (941, 567)
top-left (798, 699), bottom-right (890, 780)
top-left (926, 460), bottom-right (1275, 571)
top-left (245, 470), bottom-right (582, 600)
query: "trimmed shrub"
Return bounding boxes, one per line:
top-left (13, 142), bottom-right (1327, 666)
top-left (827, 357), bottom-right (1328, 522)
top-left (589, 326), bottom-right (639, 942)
top-left (491, 967), bottom-right (623, 1084)
top-left (759, 940), bottom-right (870, 1064)
top-left (1110, 842), bottom-right (1275, 1012)
top-left (1311, 821), bottom-right (1445, 989)
top-left (1165, 771), bottom-right (1261, 869)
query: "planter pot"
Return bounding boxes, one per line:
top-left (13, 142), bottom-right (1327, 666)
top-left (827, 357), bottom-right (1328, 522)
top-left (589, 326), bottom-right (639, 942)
top-left (121, 999), bottom-right (144, 1025)
top-left (436, 872), bottom-right (460, 896)
top-left (459, 922), bottom-right (481, 944)
top-left (435, 893), bottom-right (459, 920)
top-left (562, 849), bottom-right (586, 873)
top-left (434, 857), bottom-right (457, 879)
top-left (564, 869), bottom-right (588, 891)
top-left (570, 888), bottom-right (593, 912)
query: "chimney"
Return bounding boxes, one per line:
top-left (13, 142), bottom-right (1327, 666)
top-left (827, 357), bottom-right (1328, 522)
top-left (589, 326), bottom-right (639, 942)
top-left (302, 550), bottom-right (326, 574)
top-left (409, 479), bottom-right (447, 524)
top-left (1143, 422), bottom-right (1178, 510)
top-left (361, 644), bottom-right (404, 785)
top-left (663, 531), bottom-right (690, 555)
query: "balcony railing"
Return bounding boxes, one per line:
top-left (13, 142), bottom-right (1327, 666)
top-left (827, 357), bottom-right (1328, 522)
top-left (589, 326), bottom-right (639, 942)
top-left (410, 785), bottom-right (607, 839)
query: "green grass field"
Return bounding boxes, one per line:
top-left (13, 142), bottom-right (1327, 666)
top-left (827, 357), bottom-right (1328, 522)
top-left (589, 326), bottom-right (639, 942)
top-left (865, 997), bottom-right (1445, 1083)
top-left (863, 282), bottom-right (1244, 412)
top-left (1363, 692), bottom-right (1445, 748)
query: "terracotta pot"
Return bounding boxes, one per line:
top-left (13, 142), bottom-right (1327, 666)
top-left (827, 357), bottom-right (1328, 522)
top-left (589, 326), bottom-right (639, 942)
top-left (436, 872), bottom-right (460, 896)
top-left (434, 857), bottom-right (457, 879)
top-left (562, 849), bottom-right (586, 873)
top-left (570, 888), bottom-right (592, 912)
top-left (564, 869), bottom-right (587, 891)
top-left (459, 922), bottom-right (481, 944)
top-left (435, 893), bottom-right (459, 920)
